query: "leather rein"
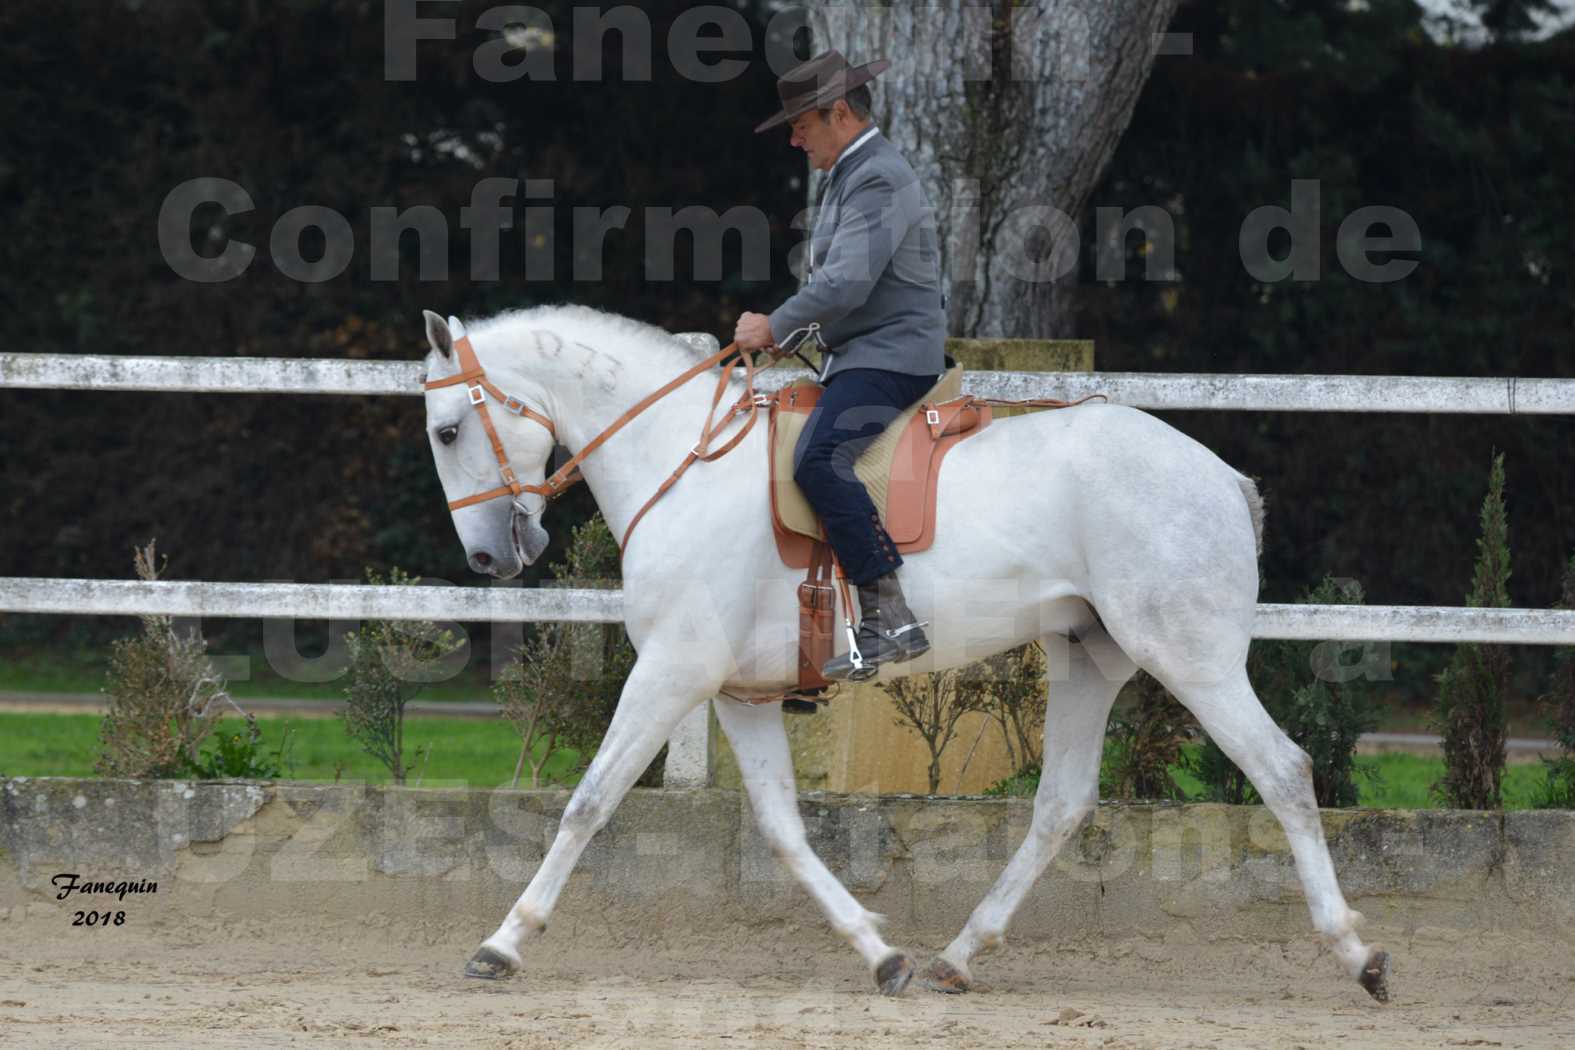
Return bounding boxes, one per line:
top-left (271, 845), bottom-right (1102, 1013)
top-left (423, 329), bottom-right (787, 557)
top-left (423, 327), bottom-right (1105, 561)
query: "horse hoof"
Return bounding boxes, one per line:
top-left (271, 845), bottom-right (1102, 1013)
top-left (1358, 948), bottom-right (1391, 1003)
top-left (874, 952), bottom-right (914, 997)
top-left (919, 957), bottom-right (971, 994)
top-left (464, 945), bottom-right (517, 981)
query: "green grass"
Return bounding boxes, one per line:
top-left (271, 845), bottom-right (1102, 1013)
top-left (1, 711), bottom-right (1563, 808)
top-left (1353, 752), bottom-right (1549, 810)
top-left (1178, 746), bottom-right (1555, 809)
top-left (1008, 743), bottom-right (1558, 810)
top-left (0, 712), bottom-right (583, 787)
top-left (1162, 744), bottom-right (1552, 809)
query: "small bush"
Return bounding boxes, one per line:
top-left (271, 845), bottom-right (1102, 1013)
top-left (1434, 452), bottom-right (1512, 809)
top-left (983, 764), bottom-right (1040, 798)
top-left (1101, 672), bottom-right (1193, 801)
top-left (965, 643), bottom-right (1049, 776)
top-left (341, 566), bottom-right (464, 784)
top-left (885, 668), bottom-right (978, 795)
top-left (97, 540), bottom-right (230, 778)
top-left (1259, 578), bottom-right (1380, 807)
top-left (183, 716), bottom-right (294, 780)
top-left (494, 516), bottom-right (637, 787)
top-left (1187, 734), bottom-right (1258, 804)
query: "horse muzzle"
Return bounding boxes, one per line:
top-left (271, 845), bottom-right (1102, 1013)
top-left (511, 503), bottom-right (551, 568)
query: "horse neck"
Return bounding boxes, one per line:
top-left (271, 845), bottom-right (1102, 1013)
top-left (496, 331), bottom-right (739, 542)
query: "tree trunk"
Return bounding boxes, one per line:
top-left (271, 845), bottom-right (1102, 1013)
top-left (511, 740), bottom-right (529, 790)
top-left (810, 0), bottom-right (1180, 338)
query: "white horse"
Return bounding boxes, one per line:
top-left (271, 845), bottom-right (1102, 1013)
top-left (419, 304), bottom-right (1391, 1001)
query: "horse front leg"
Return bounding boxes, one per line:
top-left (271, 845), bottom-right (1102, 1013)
top-left (466, 657), bottom-right (712, 979)
top-left (923, 630), bottom-right (1135, 993)
top-left (713, 698), bottom-right (914, 995)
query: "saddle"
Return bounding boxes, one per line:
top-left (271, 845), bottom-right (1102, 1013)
top-left (769, 364), bottom-right (990, 566)
top-left (768, 364), bottom-right (993, 699)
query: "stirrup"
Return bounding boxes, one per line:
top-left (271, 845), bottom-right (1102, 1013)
top-left (821, 623), bottom-right (931, 682)
top-left (843, 616), bottom-right (866, 676)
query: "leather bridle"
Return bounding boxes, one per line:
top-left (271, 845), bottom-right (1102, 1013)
top-left (424, 326), bottom-right (795, 556)
top-left (422, 330), bottom-right (566, 511)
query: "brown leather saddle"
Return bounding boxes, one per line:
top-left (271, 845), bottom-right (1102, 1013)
top-left (766, 365), bottom-right (993, 702)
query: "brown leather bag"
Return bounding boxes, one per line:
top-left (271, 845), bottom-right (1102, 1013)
top-left (796, 542), bottom-right (836, 690)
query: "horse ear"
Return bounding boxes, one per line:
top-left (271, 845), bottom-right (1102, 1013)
top-left (423, 309), bottom-right (453, 359)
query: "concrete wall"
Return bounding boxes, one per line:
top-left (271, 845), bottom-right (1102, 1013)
top-left (5, 778), bottom-right (1572, 948)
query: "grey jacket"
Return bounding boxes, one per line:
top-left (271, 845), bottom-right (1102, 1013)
top-left (768, 130), bottom-right (946, 381)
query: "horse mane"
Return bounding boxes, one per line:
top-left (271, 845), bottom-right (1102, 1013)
top-left (464, 304), bottom-right (719, 369)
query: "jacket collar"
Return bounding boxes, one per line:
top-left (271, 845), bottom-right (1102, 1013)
top-left (829, 125), bottom-right (880, 178)
top-left (816, 128), bottom-right (884, 202)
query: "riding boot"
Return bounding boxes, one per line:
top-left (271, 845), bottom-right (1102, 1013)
top-left (821, 571), bottom-right (931, 682)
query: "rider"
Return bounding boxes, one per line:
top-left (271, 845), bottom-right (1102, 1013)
top-left (734, 50), bottom-right (946, 682)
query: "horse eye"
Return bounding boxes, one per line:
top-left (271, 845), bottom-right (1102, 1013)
top-left (437, 425), bottom-right (458, 446)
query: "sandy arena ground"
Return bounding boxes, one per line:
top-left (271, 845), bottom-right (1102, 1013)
top-left (1, 910), bottom-right (1572, 1049)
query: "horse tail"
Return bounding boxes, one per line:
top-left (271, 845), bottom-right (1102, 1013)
top-left (1236, 472), bottom-right (1266, 558)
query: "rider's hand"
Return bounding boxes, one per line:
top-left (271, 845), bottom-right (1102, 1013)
top-left (733, 312), bottom-right (775, 352)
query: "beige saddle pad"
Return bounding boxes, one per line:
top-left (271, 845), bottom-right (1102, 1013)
top-left (771, 366), bottom-right (965, 542)
top-left (765, 365), bottom-right (995, 569)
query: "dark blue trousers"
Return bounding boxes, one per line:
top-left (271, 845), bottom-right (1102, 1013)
top-left (792, 367), bottom-right (939, 586)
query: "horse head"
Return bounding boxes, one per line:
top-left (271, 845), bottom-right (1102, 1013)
top-left (420, 309), bottom-right (553, 578)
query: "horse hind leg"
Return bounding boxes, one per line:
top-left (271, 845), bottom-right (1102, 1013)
top-left (1156, 665), bottom-right (1390, 1002)
top-left (467, 660), bottom-right (710, 980)
top-left (923, 627), bottom-right (1136, 993)
top-left (713, 698), bottom-right (914, 995)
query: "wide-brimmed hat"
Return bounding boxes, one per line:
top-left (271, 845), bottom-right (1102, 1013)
top-left (754, 49), bottom-right (890, 133)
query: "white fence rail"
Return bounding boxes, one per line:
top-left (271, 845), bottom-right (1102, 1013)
top-left (0, 578), bottom-right (621, 624)
top-left (2, 579), bottom-right (1573, 646)
top-left (6, 351), bottom-right (1574, 785)
top-left (4, 352), bottom-right (1574, 414)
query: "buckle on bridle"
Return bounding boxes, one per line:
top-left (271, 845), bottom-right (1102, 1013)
top-left (467, 384), bottom-right (486, 406)
top-left (925, 408), bottom-right (941, 426)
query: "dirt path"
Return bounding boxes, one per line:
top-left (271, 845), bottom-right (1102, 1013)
top-left (1, 913), bottom-right (1571, 1049)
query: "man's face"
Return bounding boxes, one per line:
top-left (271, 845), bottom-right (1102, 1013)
top-left (789, 109), bottom-right (841, 173)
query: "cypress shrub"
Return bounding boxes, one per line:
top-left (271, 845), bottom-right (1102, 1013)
top-left (1433, 453), bottom-right (1512, 809)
